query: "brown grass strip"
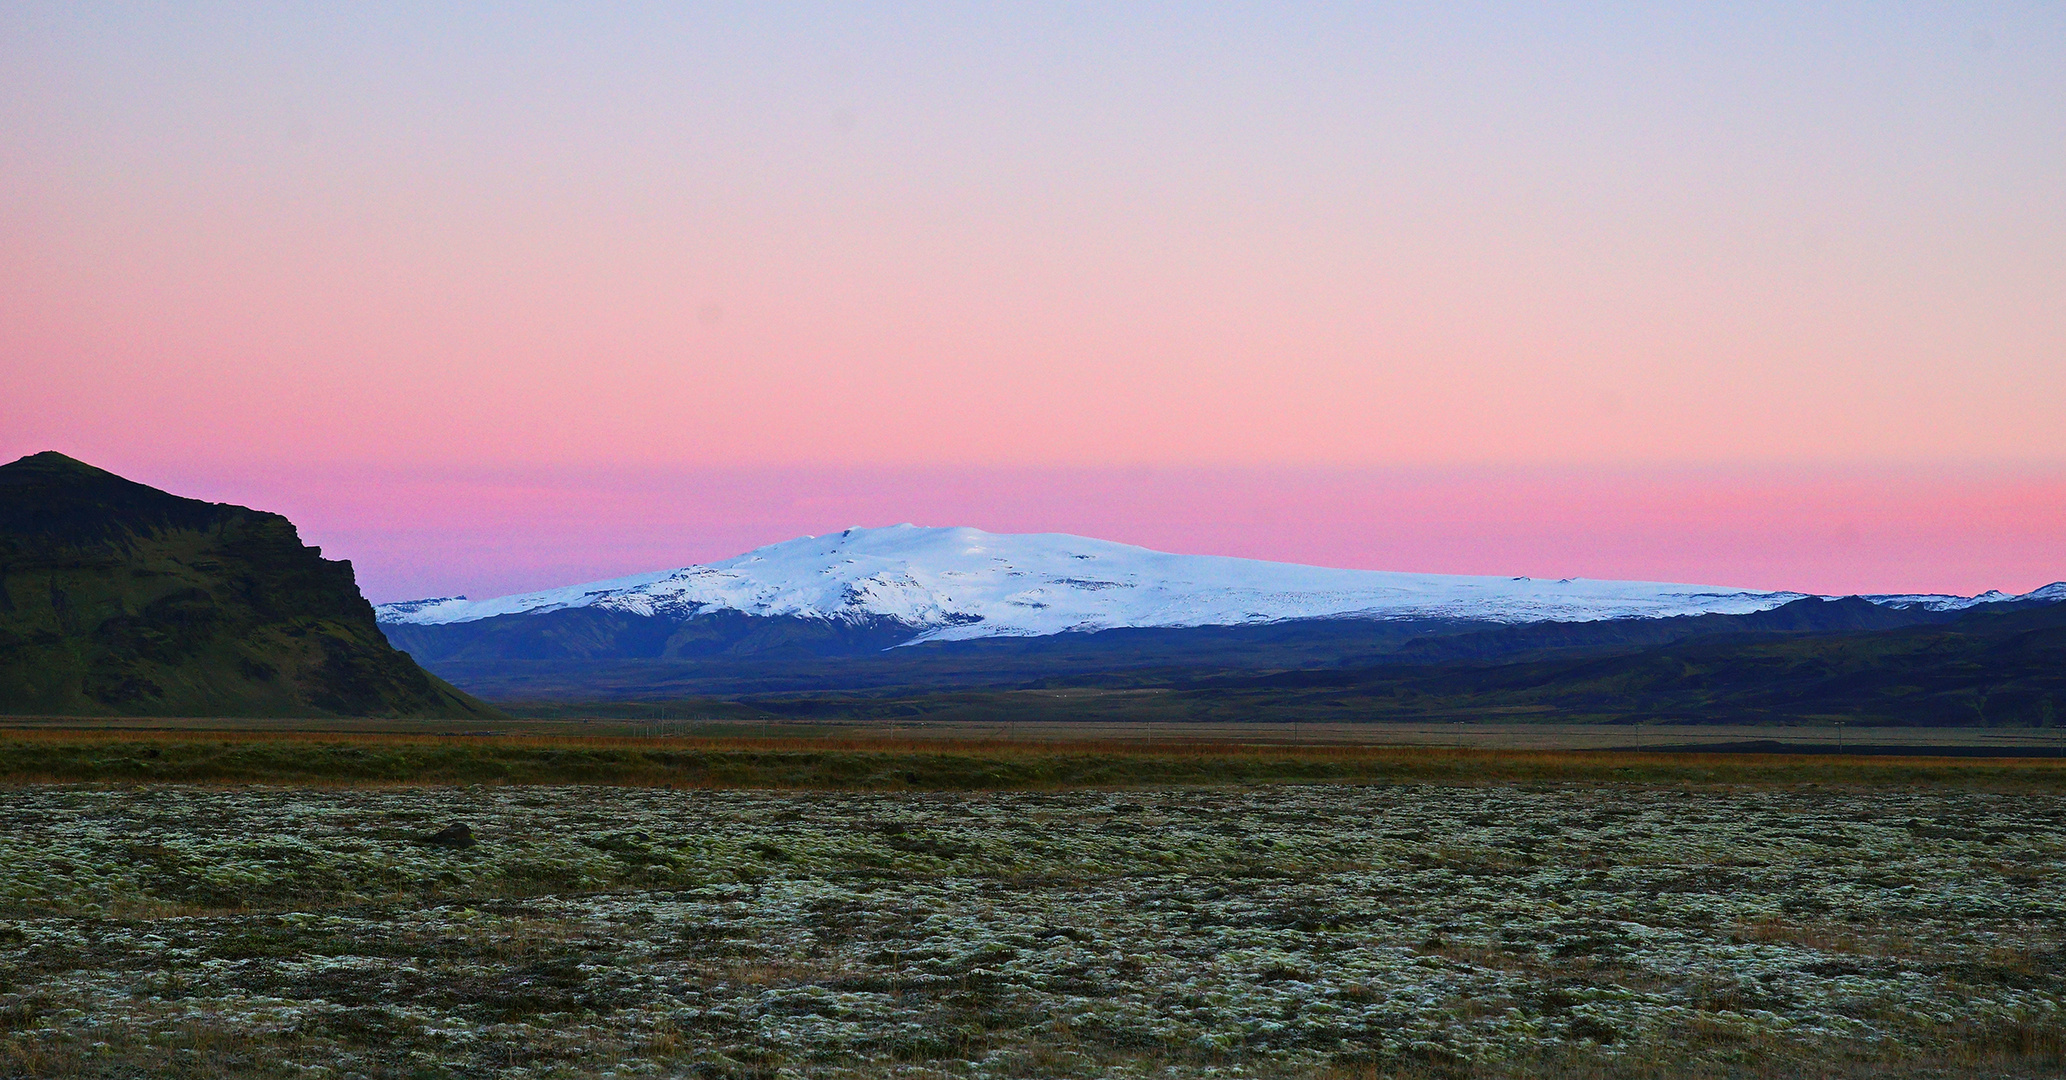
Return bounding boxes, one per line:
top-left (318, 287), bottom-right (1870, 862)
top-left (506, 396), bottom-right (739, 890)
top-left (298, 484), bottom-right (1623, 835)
top-left (2, 727), bottom-right (2064, 790)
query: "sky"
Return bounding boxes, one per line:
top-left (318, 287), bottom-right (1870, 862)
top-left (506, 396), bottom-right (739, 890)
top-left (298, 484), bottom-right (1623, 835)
top-left (3, 3), bottom-right (2062, 601)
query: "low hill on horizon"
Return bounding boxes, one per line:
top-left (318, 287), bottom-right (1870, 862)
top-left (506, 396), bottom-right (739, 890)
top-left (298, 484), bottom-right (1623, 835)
top-left (0, 452), bottom-right (500, 720)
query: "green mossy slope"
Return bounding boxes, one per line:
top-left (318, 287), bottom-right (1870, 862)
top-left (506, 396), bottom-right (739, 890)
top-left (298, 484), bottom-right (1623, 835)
top-left (0, 452), bottom-right (500, 719)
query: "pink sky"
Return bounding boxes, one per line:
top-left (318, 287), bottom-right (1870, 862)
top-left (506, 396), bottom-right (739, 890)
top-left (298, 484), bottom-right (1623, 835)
top-left (3, 7), bottom-right (2061, 600)
top-left (76, 459), bottom-right (2065, 604)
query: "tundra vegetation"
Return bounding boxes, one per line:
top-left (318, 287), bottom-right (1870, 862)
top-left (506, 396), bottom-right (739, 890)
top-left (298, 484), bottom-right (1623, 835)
top-left (0, 733), bottom-right (2062, 1078)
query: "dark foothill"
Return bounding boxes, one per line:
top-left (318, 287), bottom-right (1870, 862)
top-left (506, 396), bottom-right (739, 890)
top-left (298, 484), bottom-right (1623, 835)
top-left (0, 451), bottom-right (502, 720)
top-left (418, 823), bottom-right (476, 849)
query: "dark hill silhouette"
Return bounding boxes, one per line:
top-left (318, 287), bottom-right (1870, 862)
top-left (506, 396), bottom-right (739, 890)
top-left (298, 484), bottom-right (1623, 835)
top-left (0, 452), bottom-right (500, 719)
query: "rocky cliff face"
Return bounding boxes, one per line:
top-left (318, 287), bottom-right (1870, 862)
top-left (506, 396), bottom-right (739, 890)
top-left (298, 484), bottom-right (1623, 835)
top-left (0, 452), bottom-right (499, 719)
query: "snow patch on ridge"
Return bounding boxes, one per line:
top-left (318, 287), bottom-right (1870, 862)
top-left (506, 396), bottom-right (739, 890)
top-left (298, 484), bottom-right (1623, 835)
top-left (1860, 582), bottom-right (2066, 611)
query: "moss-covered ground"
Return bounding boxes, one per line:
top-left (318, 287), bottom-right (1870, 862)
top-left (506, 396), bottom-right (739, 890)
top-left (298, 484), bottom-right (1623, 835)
top-left (2, 754), bottom-right (2063, 1077)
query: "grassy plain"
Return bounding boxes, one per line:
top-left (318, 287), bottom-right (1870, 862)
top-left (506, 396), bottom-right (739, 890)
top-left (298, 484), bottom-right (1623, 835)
top-left (2, 729), bottom-right (2063, 1078)
top-left (17, 711), bottom-right (2066, 754)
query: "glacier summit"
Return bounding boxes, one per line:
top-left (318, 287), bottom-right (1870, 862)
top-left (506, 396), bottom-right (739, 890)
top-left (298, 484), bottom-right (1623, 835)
top-left (376, 525), bottom-right (1818, 645)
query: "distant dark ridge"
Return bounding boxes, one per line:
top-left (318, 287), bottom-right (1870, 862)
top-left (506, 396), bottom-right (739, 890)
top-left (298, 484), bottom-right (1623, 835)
top-left (393, 596), bottom-right (1926, 672)
top-left (0, 452), bottom-right (501, 719)
top-left (1195, 601), bottom-right (2066, 728)
top-left (1385, 595), bottom-right (1955, 666)
top-left (396, 594), bottom-right (2033, 704)
top-left (1615, 740), bottom-right (2066, 759)
top-left (417, 598), bottom-right (2066, 729)
top-left (381, 606), bottom-right (929, 665)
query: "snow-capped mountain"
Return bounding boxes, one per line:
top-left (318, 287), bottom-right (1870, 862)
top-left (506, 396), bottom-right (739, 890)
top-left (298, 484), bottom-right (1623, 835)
top-left (1859, 582), bottom-right (2066, 611)
top-left (378, 524), bottom-right (1817, 645)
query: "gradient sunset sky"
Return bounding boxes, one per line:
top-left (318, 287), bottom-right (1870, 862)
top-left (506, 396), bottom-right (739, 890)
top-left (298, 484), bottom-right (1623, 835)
top-left (4, 4), bottom-right (2062, 602)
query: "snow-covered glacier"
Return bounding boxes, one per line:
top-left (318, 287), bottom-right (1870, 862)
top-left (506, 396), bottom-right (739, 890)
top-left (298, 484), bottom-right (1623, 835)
top-left (377, 525), bottom-right (1821, 645)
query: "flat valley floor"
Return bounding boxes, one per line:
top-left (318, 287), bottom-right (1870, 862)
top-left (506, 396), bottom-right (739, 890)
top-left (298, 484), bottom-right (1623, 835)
top-left (2, 780), bottom-right (2062, 1078)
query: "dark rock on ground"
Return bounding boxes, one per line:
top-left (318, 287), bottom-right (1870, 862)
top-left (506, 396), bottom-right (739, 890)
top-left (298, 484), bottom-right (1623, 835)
top-left (418, 823), bottom-right (476, 849)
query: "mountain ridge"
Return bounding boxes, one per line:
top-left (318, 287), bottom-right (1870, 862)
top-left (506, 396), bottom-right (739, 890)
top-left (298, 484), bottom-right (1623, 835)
top-left (371, 526), bottom-right (2062, 710)
top-left (377, 523), bottom-right (1821, 644)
